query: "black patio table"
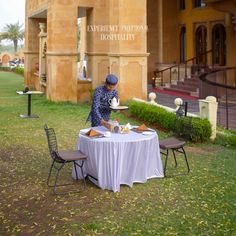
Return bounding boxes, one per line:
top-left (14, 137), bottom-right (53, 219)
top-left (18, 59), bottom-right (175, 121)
top-left (16, 91), bottom-right (43, 118)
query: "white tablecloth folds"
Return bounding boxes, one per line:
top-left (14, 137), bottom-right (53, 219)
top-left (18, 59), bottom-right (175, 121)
top-left (72, 126), bottom-right (164, 192)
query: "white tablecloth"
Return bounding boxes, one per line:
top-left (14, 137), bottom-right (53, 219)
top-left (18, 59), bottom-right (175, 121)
top-left (72, 126), bottom-right (164, 192)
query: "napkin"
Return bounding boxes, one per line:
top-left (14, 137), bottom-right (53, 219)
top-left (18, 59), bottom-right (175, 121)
top-left (136, 123), bottom-right (149, 131)
top-left (121, 123), bottom-right (131, 134)
top-left (125, 123), bottom-right (132, 130)
top-left (86, 129), bottom-right (101, 137)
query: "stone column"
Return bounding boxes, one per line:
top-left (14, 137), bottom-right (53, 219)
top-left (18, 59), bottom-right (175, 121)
top-left (24, 16), bottom-right (41, 88)
top-left (147, 0), bottom-right (163, 83)
top-left (87, 0), bottom-right (148, 101)
top-left (86, 2), bottom-right (110, 87)
top-left (109, 0), bottom-right (148, 100)
top-left (46, 1), bottom-right (78, 102)
top-left (199, 96), bottom-right (218, 140)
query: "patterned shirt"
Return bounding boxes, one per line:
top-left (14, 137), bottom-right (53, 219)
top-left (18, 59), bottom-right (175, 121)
top-left (87, 85), bottom-right (118, 127)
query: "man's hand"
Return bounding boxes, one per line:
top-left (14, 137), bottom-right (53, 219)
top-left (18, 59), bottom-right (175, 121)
top-left (101, 119), bottom-right (112, 130)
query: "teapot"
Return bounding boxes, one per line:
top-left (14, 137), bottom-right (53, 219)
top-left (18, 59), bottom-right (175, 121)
top-left (108, 97), bottom-right (120, 107)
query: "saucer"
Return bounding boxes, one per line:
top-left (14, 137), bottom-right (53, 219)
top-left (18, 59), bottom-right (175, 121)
top-left (142, 131), bottom-right (154, 136)
top-left (110, 105), bottom-right (128, 110)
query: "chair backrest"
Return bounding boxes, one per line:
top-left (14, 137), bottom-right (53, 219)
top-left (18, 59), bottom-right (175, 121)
top-left (44, 124), bottom-right (61, 161)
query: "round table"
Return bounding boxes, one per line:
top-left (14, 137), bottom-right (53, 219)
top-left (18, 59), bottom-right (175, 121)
top-left (72, 126), bottom-right (164, 192)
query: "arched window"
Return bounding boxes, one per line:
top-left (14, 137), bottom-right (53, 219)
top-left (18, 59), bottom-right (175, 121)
top-left (212, 24), bottom-right (226, 66)
top-left (194, 0), bottom-right (206, 8)
top-left (195, 25), bottom-right (207, 64)
top-left (180, 0), bottom-right (185, 10)
top-left (180, 26), bottom-right (186, 62)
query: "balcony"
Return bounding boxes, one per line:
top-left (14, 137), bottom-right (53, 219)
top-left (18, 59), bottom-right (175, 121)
top-left (204, 0), bottom-right (236, 16)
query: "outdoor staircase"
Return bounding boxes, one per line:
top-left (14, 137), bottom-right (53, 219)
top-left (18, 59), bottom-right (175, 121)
top-left (153, 47), bottom-right (235, 100)
top-left (219, 92), bottom-right (236, 104)
top-left (157, 65), bottom-right (220, 98)
top-left (162, 75), bottom-right (200, 98)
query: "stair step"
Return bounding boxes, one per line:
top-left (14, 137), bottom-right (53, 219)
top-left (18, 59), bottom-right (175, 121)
top-left (178, 80), bottom-right (200, 86)
top-left (163, 87), bottom-right (199, 97)
top-left (185, 76), bottom-right (200, 82)
top-left (219, 93), bottom-right (236, 104)
top-left (171, 84), bottom-right (198, 92)
top-left (162, 74), bottom-right (200, 98)
top-left (219, 99), bottom-right (236, 105)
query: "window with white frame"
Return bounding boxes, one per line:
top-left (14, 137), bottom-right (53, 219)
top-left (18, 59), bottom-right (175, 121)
top-left (194, 0), bottom-right (206, 8)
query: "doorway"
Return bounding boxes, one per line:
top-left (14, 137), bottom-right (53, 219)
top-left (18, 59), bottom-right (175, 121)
top-left (180, 26), bottom-right (186, 63)
top-left (212, 24), bottom-right (226, 66)
top-left (195, 25), bottom-right (207, 64)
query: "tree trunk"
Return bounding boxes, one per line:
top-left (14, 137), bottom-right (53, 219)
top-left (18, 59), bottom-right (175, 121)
top-left (13, 40), bottom-right (18, 53)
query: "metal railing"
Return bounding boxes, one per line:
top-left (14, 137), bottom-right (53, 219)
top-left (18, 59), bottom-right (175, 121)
top-left (199, 67), bottom-right (236, 129)
top-left (153, 49), bottom-right (213, 86)
top-left (153, 50), bottom-right (236, 129)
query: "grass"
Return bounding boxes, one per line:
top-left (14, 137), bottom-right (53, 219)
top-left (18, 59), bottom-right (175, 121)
top-left (0, 71), bottom-right (236, 235)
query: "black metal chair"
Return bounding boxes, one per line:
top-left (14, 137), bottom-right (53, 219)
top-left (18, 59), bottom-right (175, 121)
top-left (44, 124), bottom-right (87, 194)
top-left (159, 115), bottom-right (192, 177)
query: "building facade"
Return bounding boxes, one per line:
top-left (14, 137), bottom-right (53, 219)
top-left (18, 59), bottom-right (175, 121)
top-left (24, 0), bottom-right (236, 102)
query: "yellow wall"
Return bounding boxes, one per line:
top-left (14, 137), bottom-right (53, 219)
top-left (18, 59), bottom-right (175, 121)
top-left (177, 0), bottom-right (225, 60)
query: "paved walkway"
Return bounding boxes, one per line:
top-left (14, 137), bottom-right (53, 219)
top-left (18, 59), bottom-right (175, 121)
top-left (148, 87), bottom-right (236, 130)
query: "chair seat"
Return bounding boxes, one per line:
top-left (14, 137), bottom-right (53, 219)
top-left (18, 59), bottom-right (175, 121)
top-left (159, 137), bottom-right (186, 149)
top-left (58, 150), bottom-right (87, 161)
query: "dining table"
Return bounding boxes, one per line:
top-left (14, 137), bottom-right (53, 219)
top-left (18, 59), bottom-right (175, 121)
top-left (72, 126), bottom-right (164, 192)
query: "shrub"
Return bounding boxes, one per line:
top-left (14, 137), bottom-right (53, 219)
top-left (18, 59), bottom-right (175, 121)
top-left (12, 66), bottom-right (24, 75)
top-left (190, 117), bottom-right (212, 142)
top-left (0, 66), bottom-right (12, 72)
top-left (0, 66), bottom-right (24, 75)
top-left (89, 89), bottom-right (95, 103)
top-left (215, 129), bottom-right (236, 148)
top-left (129, 100), bottom-right (176, 130)
top-left (128, 100), bottom-right (212, 142)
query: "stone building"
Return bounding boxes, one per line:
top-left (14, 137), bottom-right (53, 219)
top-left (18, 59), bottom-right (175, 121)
top-left (0, 50), bottom-right (24, 66)
top-left (24, 0), bottom-right (236, 102)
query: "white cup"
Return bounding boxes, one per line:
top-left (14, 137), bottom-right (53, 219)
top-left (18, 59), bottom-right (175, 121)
top-left (104, 131), bottom-right (111, 137)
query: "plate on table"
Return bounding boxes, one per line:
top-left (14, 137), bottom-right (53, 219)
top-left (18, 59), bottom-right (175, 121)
top-left (84, 133), bottom-right (105, 139)
top-left (80, 128), bottom-right (91, 134)
top-left (80, 128), bottom-right (105, 138)
top-left (110, 105), bottom-right (128, 110)
top-left (131, 128), bottom-right (155, 133)
top-left (142, 131), bottom-right (154, 136)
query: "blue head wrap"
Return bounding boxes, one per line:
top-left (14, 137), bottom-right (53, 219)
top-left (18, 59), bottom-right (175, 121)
top-left (105, 74), bottom-right (118, 85)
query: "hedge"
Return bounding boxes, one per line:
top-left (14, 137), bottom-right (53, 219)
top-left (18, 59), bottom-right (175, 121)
top-left (12, 66), bottom-right (24, 75)
top-left (0, 66), bottom-right (24, 75)
top-left (128, 100), bottom-right (212, 142)
top-left (0, 66), bottom-right (12, 72)
top-left (215, 129), bottom-right (236, 148)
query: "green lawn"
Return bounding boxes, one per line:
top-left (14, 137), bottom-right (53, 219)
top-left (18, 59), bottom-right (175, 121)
top-left (0, 71), bottom-right (235, 235)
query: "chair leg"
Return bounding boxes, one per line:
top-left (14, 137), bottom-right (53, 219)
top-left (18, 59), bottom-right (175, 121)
top-left (181, 147), bottom-right (190, 173)
top-left (74, 160), bottom-right (86, 190)
top-left (172, 149), bottom-right (178, 167)
top-left (53, 163), bottom-right (65, 194)
top-left (163, 149), bottom-right (169, 176)
top-left (48, 161), bottom-right (86, 195)
top-left (47, 160), bottom-right (55, 187)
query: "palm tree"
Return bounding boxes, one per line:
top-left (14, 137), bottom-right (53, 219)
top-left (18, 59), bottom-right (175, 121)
top-left (0, 22), bottom-right (24, 53)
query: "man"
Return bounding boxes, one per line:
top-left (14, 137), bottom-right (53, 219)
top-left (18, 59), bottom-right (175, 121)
top-left (87, 74), bottom-right (119, 128)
